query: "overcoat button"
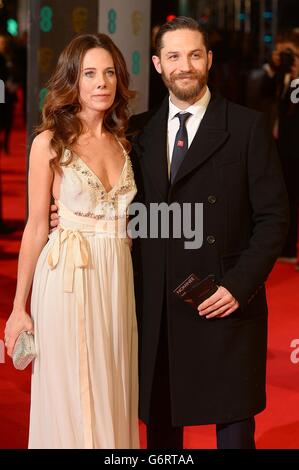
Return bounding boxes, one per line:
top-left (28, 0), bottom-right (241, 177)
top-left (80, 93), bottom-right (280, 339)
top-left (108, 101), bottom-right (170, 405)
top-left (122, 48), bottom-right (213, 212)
top-left (208, 195), bottom-right (217, 204)
top-left (207, 235), bottom-right (216, 245)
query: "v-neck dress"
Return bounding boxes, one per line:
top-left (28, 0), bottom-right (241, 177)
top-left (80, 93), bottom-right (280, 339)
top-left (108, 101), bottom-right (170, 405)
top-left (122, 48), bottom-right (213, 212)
top-left (28, 147), bottom-right (139, 449)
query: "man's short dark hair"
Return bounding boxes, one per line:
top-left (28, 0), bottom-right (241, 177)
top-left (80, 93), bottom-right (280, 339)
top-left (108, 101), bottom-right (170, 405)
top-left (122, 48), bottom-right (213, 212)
top-left (155, 16), bottom-right (209, 57)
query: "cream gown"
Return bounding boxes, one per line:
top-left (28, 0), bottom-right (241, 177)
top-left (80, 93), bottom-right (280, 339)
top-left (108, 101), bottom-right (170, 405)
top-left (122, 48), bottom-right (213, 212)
top-left (28, 145), bottom-right (139, 449)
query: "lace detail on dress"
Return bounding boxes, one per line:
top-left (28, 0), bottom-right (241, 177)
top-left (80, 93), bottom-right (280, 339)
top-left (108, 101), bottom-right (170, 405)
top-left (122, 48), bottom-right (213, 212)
top-left (110, 156), bottom-right (136, 202)
top-left (70, 161), bottom-right (105, 194)
top-left (61, 148), bottom-right (73, 165)
top-left (59, 148), bottom-right (137, 221)
top-left (73, 211), bottom-right (128, 220)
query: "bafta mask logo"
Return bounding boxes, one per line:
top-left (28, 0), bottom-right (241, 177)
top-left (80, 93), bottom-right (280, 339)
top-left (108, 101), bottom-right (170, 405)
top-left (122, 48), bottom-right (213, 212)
top-left (38, 47), bottom-right (54, 74)
top-left (72, 7), bottom-right (88, 33)
top-left (131, 10), bottom-right (142, 36)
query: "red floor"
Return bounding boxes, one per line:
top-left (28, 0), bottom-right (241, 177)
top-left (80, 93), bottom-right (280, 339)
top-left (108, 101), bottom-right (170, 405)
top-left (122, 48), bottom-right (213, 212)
top-left (0, 129), bottom-right (298, 449)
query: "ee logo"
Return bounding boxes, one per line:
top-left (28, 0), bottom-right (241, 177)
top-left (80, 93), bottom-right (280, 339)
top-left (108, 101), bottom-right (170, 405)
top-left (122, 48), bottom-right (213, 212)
top-left (108, 9), bottom-right (117, 34)
top-left (39, 88), bottom-right (48, 111)
top-left (40, 6), bottom-right (53, 33)
top-left (132, 51), bottom-right (141, 75)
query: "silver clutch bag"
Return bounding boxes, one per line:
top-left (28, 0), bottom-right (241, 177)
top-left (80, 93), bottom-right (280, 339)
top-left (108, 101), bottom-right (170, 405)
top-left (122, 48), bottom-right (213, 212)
top-left (12, 331), bottom-right (37, 370)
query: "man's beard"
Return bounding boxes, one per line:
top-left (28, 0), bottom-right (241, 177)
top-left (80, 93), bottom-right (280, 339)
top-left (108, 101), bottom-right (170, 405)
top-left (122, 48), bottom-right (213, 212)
top-left (161, 68), bottom-right (208, 101)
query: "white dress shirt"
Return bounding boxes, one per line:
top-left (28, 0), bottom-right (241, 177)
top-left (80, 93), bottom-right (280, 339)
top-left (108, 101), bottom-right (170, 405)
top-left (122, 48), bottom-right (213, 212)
top-left (167, 86), bottom-right (211, 176)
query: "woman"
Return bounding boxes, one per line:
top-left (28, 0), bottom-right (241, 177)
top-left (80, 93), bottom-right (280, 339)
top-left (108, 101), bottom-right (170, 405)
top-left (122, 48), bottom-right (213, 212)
top-left (0, 34), bottom-right (18, 154)
top-left (4, 34), bottom-right (139, 449)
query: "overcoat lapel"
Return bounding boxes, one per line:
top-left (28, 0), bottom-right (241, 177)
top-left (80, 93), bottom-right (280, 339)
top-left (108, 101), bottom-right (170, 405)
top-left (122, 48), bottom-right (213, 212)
top-left (137, 94), bottom-right (230, 197)
top-left (137, 97), bottom-right (169, 201)
top-left (172, 94), bottom-right (230, 186)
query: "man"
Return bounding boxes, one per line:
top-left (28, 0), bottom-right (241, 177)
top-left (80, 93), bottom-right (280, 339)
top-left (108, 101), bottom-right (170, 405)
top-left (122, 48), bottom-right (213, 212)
top-left (51, 17), bottom-right (289, 448)
top-left (247, 30), bottom-right (299, 264)
top-left (129, 17), bottom-right (289, 449)
top-left (269, 32), bottom-right (299, 264)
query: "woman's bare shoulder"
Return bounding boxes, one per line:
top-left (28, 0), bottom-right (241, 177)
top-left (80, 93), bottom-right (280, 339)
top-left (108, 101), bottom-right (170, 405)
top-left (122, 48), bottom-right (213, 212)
top-left (31, 130), bottom-right (56, 161)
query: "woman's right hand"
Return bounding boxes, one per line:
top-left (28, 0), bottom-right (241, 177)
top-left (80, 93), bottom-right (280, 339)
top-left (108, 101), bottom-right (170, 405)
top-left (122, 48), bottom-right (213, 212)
top-left (4, 309), bottom-right (34, 357)
top-left (50, 202), bottom-right (59, 229)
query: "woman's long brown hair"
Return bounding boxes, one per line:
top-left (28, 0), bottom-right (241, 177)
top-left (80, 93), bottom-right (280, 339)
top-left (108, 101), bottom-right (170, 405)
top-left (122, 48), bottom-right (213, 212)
top-left (37, 33), bottom-right (135, 171)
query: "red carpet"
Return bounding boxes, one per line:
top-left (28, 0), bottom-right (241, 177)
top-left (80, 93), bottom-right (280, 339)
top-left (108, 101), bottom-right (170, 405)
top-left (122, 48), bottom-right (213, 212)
top-left (0, 129), bottom-right (298, 449)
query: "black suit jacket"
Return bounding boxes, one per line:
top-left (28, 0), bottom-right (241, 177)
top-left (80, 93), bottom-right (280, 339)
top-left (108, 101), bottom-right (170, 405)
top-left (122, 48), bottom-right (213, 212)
top-left (129, 93), bottom-right (289, 425)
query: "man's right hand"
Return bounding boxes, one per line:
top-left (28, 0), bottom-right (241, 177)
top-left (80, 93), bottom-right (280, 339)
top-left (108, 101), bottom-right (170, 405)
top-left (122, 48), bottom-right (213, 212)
top-left (50, 203), bottom-right (59, 229)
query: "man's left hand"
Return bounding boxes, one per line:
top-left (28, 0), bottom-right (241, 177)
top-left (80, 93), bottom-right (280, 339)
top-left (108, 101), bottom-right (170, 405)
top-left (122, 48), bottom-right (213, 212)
top-left (198, 286), bottom-right (239, 319)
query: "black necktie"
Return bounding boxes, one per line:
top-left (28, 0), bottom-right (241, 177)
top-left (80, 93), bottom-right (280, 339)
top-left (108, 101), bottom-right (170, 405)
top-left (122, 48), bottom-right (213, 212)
top-left (170, 112), bottom-right (191, 183)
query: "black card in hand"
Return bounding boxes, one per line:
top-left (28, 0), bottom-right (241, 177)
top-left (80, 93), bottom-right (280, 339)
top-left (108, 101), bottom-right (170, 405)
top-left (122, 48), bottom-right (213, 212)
top-left (173, 274), bottom-right (218, 310)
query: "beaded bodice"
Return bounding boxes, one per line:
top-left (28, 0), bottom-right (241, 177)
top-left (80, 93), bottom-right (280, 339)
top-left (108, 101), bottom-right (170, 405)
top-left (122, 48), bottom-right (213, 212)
top-left (59, 148), bottom-right (137, 221)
